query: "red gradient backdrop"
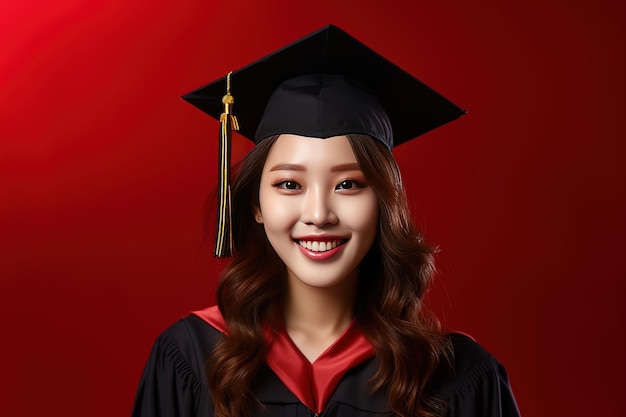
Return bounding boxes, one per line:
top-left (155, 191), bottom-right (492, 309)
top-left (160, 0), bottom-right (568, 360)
top-left (1, 1), bottom-right (624, 416)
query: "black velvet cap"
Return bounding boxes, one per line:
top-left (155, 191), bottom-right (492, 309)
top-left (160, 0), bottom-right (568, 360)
top-left (183, 25), bottom-right (465, 149)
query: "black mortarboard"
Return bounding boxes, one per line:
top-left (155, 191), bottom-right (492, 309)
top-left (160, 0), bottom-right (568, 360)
top-left (183, 25), bottom-right (465, 256)
top-left (183, 24), bottom-right (465, 149)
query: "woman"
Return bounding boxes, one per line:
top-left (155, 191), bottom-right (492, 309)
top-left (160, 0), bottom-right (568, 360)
top-left (133, 25), bottom-right (521, 417)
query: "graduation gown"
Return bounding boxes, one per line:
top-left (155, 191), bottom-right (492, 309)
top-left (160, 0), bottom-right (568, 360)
top-left (132, 307), bottom-right (520, 417)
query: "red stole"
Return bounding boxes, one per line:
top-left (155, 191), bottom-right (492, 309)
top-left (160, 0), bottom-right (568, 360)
top-left (193, 305), bottom-right (375, 414)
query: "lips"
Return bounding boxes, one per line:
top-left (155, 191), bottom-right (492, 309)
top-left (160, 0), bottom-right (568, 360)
top-left (296, 239), bottom-right (346, 252)
top-left (293, 237), bottom-right (348, 260)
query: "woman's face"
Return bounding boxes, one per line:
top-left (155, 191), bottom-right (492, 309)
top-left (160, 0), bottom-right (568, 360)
top-left (256, 134), bottom-right (379, 290)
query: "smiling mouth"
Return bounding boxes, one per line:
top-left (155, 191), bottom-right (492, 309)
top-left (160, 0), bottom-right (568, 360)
top-left (296, 239), bottom-right (347, 252)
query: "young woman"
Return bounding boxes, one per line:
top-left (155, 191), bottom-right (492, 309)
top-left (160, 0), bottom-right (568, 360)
top-left (132, 26), bottom-right (521, 417)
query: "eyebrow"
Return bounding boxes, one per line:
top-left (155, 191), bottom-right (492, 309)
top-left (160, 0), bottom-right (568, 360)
top-left (330, 163), bottom-right (361, 172)
top-left (269, 163), bottom-right (362, 173)
top-left (269, 163), bottom-right (306, 172)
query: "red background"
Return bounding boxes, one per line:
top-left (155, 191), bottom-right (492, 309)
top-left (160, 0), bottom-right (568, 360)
top-left (1, 0), bottom-right (624, 416)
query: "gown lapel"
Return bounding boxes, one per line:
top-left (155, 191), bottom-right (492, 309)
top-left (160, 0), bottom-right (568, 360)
top-left (193, 306), bottom-right (377, 413)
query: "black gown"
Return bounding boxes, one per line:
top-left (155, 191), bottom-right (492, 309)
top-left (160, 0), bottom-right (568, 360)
top-left (132, 311), bottom-right (521, 417)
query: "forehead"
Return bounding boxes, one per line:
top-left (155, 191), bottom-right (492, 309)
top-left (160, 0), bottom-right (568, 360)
top-left (264, 135), bottom-right (358, 168)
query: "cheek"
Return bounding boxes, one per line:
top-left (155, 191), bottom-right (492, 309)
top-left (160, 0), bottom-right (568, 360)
top-left (258, 188), bottom-right (298, 228)
top-left (339, 193), bottom-right (379, 235)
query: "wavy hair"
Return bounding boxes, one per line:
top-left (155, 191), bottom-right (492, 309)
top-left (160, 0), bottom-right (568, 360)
top-left (207, 134), bottom-right (450, 417)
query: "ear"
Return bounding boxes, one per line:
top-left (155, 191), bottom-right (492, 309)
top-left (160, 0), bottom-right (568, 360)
top-left (254, 207), bottom-right (263, 224)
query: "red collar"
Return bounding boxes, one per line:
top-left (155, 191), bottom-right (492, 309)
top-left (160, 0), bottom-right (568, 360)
top-left (193, 306), bottom-right (375, 413)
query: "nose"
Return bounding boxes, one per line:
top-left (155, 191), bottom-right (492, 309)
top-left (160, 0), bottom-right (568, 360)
top-left (301, 187), bottom-right (338, 227)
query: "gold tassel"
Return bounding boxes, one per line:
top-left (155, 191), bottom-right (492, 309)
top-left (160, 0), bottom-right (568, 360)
top-left (215, 72), bottom-right (239, 257)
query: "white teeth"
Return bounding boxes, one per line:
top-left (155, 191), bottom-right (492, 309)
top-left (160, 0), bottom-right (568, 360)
top-left (298, 240), bottom-right (343, 252)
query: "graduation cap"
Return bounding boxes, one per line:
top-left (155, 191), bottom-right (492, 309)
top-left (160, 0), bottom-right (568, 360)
top-left (183, 24), bottom-right (465, 257)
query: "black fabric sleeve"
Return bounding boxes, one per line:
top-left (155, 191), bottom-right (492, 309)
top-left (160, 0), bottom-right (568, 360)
top-left (131, 318), bottom-right (215, 417)
top-left (444, 355), bottom-right (520, 417)
top-left (434, 334), bottom-right (521, 417)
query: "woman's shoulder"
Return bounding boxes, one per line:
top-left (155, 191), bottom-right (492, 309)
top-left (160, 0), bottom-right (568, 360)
top-left (131, 311), bottom-right (224, 417)
top-left (436, 332), bottom-right (511, 388)
top-left (428, 333), bottom-right (521, 416)
top-left (137, 310), bottom-right (225, 393)
top-left (448, 332), bottom-right (495, 374)
top-left (154, 310), bottom-right (224, 364)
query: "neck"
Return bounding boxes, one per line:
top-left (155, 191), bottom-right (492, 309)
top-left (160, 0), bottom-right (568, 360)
top-left (282, 273), bottom-right (357, 339)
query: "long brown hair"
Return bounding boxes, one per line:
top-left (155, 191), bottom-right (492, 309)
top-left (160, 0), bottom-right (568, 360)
top-left (207, 134), bottom-right (449, 417)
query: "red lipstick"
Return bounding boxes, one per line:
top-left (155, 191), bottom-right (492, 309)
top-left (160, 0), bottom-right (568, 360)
top-left (293, 236), bottom-right (348, 261)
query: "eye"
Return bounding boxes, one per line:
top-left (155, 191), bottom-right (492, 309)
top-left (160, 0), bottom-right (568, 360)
top-left (273, 180), bottom-right (302, 190)
top-left (335, 179), bottom-right (365, 191)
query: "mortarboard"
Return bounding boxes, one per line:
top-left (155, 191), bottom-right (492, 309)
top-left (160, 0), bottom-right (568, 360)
top-left (183, 24), bottom-right (465, 257)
